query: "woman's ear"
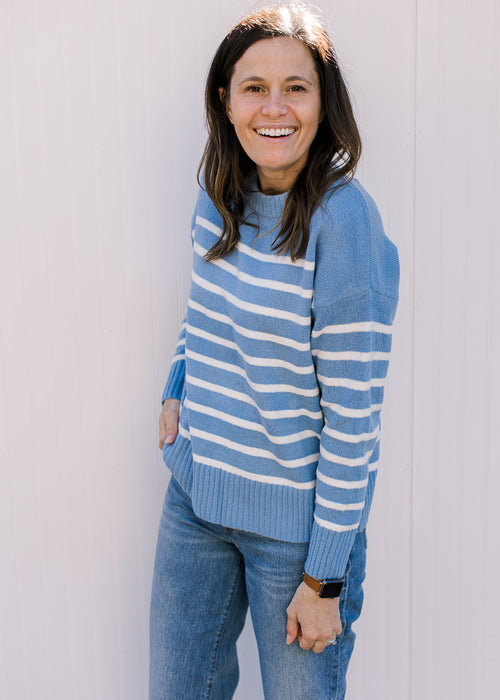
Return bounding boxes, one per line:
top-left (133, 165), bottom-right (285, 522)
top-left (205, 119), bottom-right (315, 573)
top-left (218, 87), bottom-right (233, 123)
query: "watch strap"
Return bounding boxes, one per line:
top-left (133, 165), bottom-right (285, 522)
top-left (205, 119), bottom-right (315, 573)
top-left (303, 572), bottom-right (344, 598)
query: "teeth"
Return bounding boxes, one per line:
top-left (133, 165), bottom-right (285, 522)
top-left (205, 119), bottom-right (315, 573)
top-left (256, 128), bottom-right (296, 137)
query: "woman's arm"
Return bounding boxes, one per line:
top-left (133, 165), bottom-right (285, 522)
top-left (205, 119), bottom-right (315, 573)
top-left (285, 288), bottom-right (397, 651)
top-left (304, 288), bottom-right (397, 578)
top-left (286, 184), bottom-right (399, 650)
top-left (158, 319), bottom-right (186, 448)
top-left (157, 198), bottom-right (199, 449)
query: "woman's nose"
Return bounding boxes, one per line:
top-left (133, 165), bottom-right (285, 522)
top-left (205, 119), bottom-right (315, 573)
top-left (261, 91), bottom-right (288, 117)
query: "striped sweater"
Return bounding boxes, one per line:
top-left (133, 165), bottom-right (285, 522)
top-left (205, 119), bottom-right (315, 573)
top-left (162, 177), bottom-right (399, 579)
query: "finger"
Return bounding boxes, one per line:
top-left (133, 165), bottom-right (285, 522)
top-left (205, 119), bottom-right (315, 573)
top-left (164, 410), bottom-right (179, 444)
top-left (298, 634), bottom-right (315, 651)
top-left (312, 641), bottom-right (328, 654)
top-left (286, 614), bottom-right (299, 645)
top-left (158, 414), bottom-right (168, 449)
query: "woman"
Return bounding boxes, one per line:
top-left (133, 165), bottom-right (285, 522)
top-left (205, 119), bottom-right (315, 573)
top-left (150, 4), bottom-right (399, 699)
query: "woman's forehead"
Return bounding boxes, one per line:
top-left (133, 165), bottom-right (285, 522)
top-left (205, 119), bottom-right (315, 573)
top-left (231, 37), bottom-right (318, 82)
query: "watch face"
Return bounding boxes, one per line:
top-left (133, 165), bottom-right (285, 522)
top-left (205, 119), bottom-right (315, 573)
top-left (320, 580), bottom-right (344, 598)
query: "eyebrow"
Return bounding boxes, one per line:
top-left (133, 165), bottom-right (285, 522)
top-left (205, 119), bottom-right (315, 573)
top-left (237, 75), bottom-right (315, 86)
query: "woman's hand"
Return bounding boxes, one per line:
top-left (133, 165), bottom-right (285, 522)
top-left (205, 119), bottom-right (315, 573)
top-left (285, 582), bottom-right (342, 654)
top-left (158, 399), bottom-right (181, 449)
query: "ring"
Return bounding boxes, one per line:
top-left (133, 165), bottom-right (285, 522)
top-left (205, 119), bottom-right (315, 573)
top-left (327, 638), bottom-right (337, 645)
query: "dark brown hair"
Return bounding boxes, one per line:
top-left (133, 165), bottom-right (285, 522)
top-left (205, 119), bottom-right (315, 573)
top-left (199, 3), bottom-right (362, 261)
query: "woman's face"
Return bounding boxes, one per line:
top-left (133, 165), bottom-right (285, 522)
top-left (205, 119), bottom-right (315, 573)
top-left (223, 37), bottom-right (323, 195)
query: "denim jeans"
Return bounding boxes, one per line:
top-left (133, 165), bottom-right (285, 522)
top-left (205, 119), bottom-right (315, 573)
top-left (149, 477), bottom-right (367, 700)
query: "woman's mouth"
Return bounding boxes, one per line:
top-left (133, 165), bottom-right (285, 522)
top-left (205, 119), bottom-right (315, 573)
top-left (255, 127), bottom-right (297, 138)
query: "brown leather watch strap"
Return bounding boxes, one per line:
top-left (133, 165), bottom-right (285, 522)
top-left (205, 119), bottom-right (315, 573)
top-left (302, 572), bottom-right (344, 598)
top-left (303, 572), bottom-right (324, 594)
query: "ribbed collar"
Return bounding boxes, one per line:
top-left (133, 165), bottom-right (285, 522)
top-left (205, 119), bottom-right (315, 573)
top-left (245, 176), bottom-right (288, 219)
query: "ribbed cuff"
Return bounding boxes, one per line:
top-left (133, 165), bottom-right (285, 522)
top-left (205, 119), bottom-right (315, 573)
top-left (304, 526), bottom-right (358, 579)
top-left (161, 360), bottom-right (185, 403)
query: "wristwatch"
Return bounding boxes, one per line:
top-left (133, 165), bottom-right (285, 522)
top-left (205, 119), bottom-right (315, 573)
top-left (303, 572), bottom-right (344, 598)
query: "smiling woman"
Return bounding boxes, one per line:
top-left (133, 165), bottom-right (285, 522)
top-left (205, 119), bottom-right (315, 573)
top-left (201, 4), bottom-right (362, 262)
top-left (222, 37), bottom-right (323, 194)
top-left (150, 5), bottom-right (399, 700)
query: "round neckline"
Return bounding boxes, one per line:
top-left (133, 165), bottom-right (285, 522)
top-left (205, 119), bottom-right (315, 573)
top-left (246, 182), bottom-right (288, 219)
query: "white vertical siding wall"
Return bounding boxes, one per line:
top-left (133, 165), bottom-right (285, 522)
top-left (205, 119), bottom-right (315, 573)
top-left (0, 1), bottom-right (498, 698)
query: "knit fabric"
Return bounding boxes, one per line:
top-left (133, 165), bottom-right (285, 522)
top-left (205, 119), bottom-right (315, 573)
top-left (161, 177), bottom-right (399, 579)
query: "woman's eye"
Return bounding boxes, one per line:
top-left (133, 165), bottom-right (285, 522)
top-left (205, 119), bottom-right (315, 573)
top-left (245, 85), bottom-right (263, 93)
top-left (289, 84), bottom-right (306, 92)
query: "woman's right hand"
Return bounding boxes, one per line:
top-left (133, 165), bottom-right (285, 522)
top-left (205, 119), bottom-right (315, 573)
top-left (158, 398), bottom-right (181, 449)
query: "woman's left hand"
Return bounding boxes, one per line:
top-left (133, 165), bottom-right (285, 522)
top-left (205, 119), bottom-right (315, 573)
top-left (285, 582), bottom-right (342, 654)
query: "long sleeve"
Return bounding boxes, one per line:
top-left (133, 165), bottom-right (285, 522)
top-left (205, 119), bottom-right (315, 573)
top-left (303, 181), bottom-right (399, 579)
top-left (160, 205), bottom-right (199, 405)
top-left (304, 288), bottom-right (397, 578)
top-left (161, 318), bottom-right (187, 403)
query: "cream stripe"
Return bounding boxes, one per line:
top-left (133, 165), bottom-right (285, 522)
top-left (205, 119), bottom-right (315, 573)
top-left (368, 459), bottom-right (379, 472)
top-left (192, 270), bottom-right (310, 325)
top-left (313, 514), bottom-right (359, 532)
top-left (317, 471), bottom-right (369, 489)
top-left (171, 354), bottom-right (184, 363)
top-left (186, 349), bottom-right (319, 397)
top-left (196, 215), bottom-right (222, 236)
top-left (185, 399), bottom-right (320, 443)
top-left (193, 241), bottom-right (312, 298)
top-left (190, 427), bottom-right (320, 468)
top-left (193, 452), bottom-right (317, 489)
top-left (196, 215), bottom-right (315, 270)
top-left (323, 424), bottom-right (380, 443)
top-left (186, 323), bottom-right (314, 374)
top-left (237, 240), bottom-right (315, 270)
top-left (187, 375), bottom-right (323, 420)
top-left (321, 400), bottom-right (383, 418)
top-left (316, 374), bottom-right (386, 391)
top-left (311, 321), bottom-right (392, 337)
top-left (178, 424), bottom-right (191, 440)
top-left (312, 349), bottom-right (391, 362)
top-left (316, 494), bottom-right (365, 511)
top-left (320, 443), bottom-right (374, 467)
top-left (188, 298), bottom-right (310, 351)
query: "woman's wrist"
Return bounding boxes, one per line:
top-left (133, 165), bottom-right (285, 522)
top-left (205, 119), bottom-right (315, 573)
top-left (302, 572), bottom-right (344, 599)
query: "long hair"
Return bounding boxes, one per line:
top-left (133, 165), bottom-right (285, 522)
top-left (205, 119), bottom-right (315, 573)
top-left (200, 4), bottom-right (362, 262)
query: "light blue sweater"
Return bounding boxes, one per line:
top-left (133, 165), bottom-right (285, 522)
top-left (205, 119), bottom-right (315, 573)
top-left (162, 178), bottom-right (399, 579)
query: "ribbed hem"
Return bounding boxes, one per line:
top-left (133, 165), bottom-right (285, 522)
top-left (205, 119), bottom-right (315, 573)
top-left (304, 527), bottom-right (358, 580)
top-left (359, 470), bottom-right (377, 531)
top-left (191, 463), bottom-right (314, 543)
top-left (162, 435), bottom-right (193, 493)
top-left (161, 360), bottom-right (185, 403)
top-left (161, 443), bottom-right (377, 579)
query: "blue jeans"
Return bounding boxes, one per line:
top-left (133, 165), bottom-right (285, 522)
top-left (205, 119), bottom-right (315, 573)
top-left (149, 477), bottom-right (367, 699)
